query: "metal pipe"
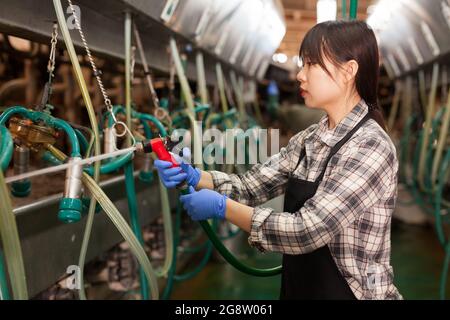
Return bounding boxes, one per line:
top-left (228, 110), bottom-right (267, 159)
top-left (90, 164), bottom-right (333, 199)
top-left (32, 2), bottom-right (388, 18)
top-left (11, 146), bottom-right (31, 198)
top-left (58, 156), bottom-right (84, 223)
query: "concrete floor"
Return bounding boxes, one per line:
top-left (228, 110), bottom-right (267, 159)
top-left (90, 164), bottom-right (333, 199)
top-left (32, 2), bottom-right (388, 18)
top-left (170, 220), bottom-right (450, 300)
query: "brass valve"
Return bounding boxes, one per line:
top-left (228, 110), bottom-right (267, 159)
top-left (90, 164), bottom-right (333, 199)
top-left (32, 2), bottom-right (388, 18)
top-left (8, 117), bottom-right (58, 153)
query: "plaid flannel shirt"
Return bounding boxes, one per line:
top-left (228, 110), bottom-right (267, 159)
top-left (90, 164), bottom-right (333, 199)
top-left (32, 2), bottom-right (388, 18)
top-left (209, 100), bottom-right (402, 300)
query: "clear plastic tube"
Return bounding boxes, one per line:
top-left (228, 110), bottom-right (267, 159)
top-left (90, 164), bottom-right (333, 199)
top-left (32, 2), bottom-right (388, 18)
top-left (418, 63), bottom-right (439, 190)
top-left (53, 0), bottom-right (102, 301)
top-left (0, 169), bottom-right (28, 299)
top-left (154, 176), bottom-right (174, 278)
top-left (48, 146), bottom-right (159, 299)
top-left (83, 173), bottom-right (159, 299)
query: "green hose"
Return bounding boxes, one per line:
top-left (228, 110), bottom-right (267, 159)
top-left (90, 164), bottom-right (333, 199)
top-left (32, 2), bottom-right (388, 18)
top-left (110, 105), bottom-right (168, 137)
top-left (0, 125), bottom-right (13, 172)
top-left (440, 243), bottom-right (450, 300)
top-left (74, 128), bottom-right (89, 156)
top-left (0, 106), bottom-right (29, 124)
top-left (161, 198), bottom-right (182, 300)
top-left (424, 108), bottom-right (445, 192)
top-left (139, 113), bottom-right (168, 136)
top-left (0, 250), bottom-right (11, 300)
top-left (41, 151), bottom-right (64, 166)
top-left (173, 237), bottom-right (213, 282)
top-left (0, 107), bottom-right (81, 158)
top-left (431, 88), bottom-right (450, 186)
top-left (140, 119), bottom-right (153, 140)
top-left (171, 38), bottom-right (282, 276)
top-left (349, 0), bottom-right (358, 20)
top-left (410, 130), bottom-right (432, 214)
top-left (161, 197), bottom-right (214, 298)
top-left (124, 161), bottom-right (149, 300)
top-left (199, 220), bottom-right (281, 277)
top-left (434, 148), bottom-right (450, 247)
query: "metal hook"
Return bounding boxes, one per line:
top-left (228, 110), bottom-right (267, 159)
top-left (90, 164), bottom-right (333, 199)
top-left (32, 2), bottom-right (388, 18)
top-left (111, 121), bottom-right (136, 150)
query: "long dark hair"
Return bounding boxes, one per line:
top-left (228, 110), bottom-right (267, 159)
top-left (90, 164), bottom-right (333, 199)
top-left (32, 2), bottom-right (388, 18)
top-left (299, 20), bottom-right (386, 131)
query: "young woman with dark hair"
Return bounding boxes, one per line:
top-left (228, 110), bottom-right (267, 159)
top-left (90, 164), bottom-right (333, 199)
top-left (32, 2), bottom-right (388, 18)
top-left (155, 20), bottom-right (402, 300)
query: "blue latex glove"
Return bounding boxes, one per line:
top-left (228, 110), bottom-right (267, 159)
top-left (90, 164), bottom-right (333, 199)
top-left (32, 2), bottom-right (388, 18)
top-left (153, 160), bottom-right (187, 188)
top-left (175, 147), bottom-right (201, 187)
top-left (153, 147), bottom-right (201, 188)
top-left (179, 186), bottom-right (227, 221)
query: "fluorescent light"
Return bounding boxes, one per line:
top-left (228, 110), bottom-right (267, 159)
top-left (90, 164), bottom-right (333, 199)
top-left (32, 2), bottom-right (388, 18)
top-left (277, 53), bottom-right (287, 63)
top-left (272, 53), bottom-right (288, 64)
top-left (316, 0), bottom-right (337, 24)
top-left (367, 0), bottom-right (404, 32)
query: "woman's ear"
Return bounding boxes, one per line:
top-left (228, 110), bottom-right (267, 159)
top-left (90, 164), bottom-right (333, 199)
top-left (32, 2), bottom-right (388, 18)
top-left (343, 60), bottom-right (359, 83)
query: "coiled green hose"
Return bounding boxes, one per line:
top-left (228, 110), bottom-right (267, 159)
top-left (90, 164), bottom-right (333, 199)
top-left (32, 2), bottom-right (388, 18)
top-left (171, 39), bottom-right (282, 277)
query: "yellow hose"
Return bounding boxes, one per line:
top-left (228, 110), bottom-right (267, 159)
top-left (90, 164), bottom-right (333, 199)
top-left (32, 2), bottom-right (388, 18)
top-left (0, 170), bottom-right (28, 299)
top-left (53, 0), bottom-right (102, 300)
top-left (82, 174), bottom-right (159, 299)
top-left (48, 146), bottom-right (159, 299)
top-left (170, 38), bottom-right (203, 169)
top-left (154, 176), bottom-right (174, 277)
top-left (230, 71), bottom-right (247, 125)
top-left (431, 87), bottom-right (450, 187)
top-left (418, 63), bottom-right (439, 190)
top-left (196, 52), bottom-right (209, 105)
top-left (387, 80), bottom-right (402, 133)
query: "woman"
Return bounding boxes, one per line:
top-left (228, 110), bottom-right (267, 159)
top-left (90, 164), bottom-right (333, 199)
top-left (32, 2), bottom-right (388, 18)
top-left (155, 20), bottom-right (402, 300)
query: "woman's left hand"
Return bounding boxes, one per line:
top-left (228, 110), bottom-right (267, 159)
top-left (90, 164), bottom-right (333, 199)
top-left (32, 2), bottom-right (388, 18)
top-left (180, 186), bottom-right (227, 221)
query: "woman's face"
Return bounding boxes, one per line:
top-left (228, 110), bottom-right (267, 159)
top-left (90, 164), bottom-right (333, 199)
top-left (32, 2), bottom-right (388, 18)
top-left (296, 55), bottom-right (345, 109)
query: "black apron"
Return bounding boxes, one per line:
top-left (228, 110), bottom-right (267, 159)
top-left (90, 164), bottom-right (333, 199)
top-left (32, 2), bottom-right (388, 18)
top-left (280, 113), bottom-right (371, 300)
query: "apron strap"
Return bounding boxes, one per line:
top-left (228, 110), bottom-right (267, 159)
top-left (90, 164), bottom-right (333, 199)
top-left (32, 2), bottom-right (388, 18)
top-left (291, 112), bottom-right (372, 182)
top-left (315, 113), bottom-right (372, 183)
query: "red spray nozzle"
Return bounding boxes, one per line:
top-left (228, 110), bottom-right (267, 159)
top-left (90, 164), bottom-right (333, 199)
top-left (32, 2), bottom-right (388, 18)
top-left (138, 138), bottom-right (179, 168)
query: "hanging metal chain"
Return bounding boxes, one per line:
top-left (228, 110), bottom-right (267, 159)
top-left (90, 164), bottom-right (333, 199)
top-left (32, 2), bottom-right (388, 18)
top-left (38, 22), bottom-right (59, 111)
top-left (48, 23), bottom-right (58, 79)
top-left (66, 0), bottom-right (116, 123)
top-left (133, 23), bottom-right (172, 128)
top-left (132, 23), bottom-right (160, 109)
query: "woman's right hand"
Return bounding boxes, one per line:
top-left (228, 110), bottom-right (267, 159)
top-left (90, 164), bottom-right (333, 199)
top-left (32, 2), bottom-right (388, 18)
top-left (154, 147), bottom-right (201, 189)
